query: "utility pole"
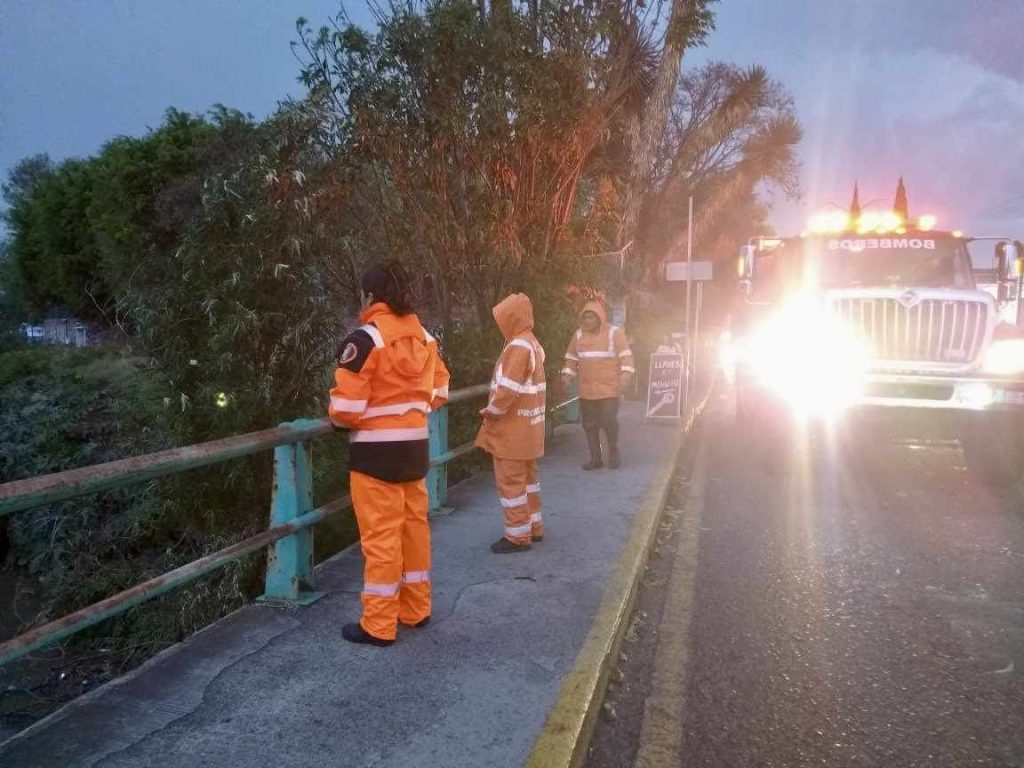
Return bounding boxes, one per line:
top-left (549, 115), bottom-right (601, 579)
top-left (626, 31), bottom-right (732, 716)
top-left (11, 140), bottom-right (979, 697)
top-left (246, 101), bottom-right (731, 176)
top-left (684, 195), bottom-right (694, 412)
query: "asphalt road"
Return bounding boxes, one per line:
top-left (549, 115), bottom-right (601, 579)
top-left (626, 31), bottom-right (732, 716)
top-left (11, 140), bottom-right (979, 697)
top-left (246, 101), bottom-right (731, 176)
top-left (587, 393), bottom-right (1024, 768)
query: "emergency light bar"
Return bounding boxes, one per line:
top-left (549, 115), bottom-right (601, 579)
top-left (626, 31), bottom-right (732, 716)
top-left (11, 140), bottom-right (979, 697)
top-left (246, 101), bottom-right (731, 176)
top-left (804, 210), bottom-right (939, 236)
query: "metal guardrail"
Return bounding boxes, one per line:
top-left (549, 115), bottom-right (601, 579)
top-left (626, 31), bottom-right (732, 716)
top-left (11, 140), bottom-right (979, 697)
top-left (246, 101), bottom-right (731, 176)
top-left (0, 381), bottom-right (578, 666)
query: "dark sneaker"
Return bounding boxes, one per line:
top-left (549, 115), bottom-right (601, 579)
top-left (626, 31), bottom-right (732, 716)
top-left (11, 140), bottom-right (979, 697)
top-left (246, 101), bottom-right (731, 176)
top-left (532, 534), bottom-right (544, 543)
top-left (490, 537), bottom-right (532, 554)
top-left (582, 459), bottom-right (604, 471)
top-left (412, 616), bottom-right (430, 628)
top-left (342, 622), bottom-right (394, 647)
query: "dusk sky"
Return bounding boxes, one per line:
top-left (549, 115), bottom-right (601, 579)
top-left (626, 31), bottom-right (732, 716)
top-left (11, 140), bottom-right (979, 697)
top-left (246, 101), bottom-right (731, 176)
top-left (2, 0), bottom-right (1022, 238)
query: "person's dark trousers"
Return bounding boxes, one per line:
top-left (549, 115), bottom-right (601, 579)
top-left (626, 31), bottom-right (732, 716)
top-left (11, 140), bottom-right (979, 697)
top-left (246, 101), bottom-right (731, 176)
top-left (580, 397), bottom-right (620, 465)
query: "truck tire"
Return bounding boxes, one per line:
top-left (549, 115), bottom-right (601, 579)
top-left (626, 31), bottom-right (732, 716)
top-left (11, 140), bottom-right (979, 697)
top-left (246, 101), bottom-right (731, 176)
top-left (960, 416), bottom-right (1024, 487)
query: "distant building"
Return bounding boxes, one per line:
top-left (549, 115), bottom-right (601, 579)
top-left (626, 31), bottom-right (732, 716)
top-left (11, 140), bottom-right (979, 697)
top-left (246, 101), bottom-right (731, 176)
top-left (21, 323), bottom-right (44, 343)
top-left (19, 309), bottom-right (95, 347)
top-left (43, 317), bottom-right (90, 346)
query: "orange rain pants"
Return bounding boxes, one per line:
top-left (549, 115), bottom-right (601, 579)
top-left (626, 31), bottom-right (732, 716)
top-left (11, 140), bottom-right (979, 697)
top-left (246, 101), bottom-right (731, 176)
top-left (493, 458), bottom-right (544, 545)
top-left (350, 471), bottom-right (431, 641)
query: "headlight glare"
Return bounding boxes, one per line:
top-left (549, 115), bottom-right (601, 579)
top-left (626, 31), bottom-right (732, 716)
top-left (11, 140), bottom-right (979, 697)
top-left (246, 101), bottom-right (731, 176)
top-left (983, 338), bottom-right (1024, 375)
top-left (742, 303), bottom-right (869, 417)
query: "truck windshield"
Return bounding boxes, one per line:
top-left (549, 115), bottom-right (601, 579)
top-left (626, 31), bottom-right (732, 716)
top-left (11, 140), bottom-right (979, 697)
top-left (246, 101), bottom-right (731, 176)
top-left (807, 236), bottom-right (972, 289)
top-left (751, 235), bottom-right (973, 301)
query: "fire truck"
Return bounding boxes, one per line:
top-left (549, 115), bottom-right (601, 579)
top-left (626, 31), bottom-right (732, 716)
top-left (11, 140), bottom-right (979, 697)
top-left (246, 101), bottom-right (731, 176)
top-left (725, 184), bottom-right (1024, 485)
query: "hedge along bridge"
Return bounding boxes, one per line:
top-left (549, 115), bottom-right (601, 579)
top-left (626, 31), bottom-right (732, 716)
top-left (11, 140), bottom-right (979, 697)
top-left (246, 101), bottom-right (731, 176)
top-left (0, 382), bottom-right (581, 666)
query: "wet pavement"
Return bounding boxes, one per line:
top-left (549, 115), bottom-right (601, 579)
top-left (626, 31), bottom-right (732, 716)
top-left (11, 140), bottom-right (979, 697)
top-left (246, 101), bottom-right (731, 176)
top-left (589, 393), bottom-right (1024, 768)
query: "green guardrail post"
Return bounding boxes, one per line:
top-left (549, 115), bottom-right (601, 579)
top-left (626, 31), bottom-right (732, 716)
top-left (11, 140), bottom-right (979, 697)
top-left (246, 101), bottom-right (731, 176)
top-left (427, 407), bottom-right (449, 514)
top-left (262, 420), bottom-right (323, 605)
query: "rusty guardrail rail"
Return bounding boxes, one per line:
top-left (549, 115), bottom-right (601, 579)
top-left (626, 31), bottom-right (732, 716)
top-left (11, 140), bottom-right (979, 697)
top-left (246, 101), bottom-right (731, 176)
top-left (0, 381), bottom-right (578, 665)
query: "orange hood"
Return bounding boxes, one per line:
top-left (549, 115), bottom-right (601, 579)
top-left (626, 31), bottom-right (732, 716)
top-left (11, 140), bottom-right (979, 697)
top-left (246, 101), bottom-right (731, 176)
top-left (580, 300), bottom-right (608, 332)
top-left (492, 293), bottom-right (534, 340)
top-left (361, 302), bottom-right (431, 378)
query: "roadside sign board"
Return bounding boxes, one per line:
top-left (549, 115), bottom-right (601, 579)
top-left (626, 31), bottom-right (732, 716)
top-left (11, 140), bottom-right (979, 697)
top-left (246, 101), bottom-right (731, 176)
top-left (665, 260), bottom-right (713, 282)
top-left (646, 352), bottom-right (684, 420)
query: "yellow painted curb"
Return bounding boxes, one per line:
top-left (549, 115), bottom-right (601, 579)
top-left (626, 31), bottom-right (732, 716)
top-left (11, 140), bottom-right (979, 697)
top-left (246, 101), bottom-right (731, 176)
top-left (632, 432), bottom-right (707, 768)
top-left (524, 392), bottom-right (711, 768)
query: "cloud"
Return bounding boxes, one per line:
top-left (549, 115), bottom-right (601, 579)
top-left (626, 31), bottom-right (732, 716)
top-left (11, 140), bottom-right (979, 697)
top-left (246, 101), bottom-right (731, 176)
top-left (863, 0), bottom-right (1024, 83)
top-left (700, 0), bottom-right (1024, 235)
top-left (705, 0), bottom-right (1024, 83)
top-left (760, 47), bottom-right (1024, 235)
top-left (889, 77), bottom-right (1024, 231)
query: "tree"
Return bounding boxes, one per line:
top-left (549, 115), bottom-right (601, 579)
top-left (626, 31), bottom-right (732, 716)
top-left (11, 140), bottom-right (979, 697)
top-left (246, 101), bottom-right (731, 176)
top-left (89, 107), bottom-right (259, 325)
top-left (1, 156), bottom-right (54, 341)
top-left (6, 157), bottom-right (104, 319)
top-left (645, 62), bottom-right (800, 269)
top-left (1, 154), bottom-right (54, 209)
top-left (3, 109), bottom-right (259, 324)
top-left (293, 0), bottom-right (649, 333)
top-left (619, 0), bottom-right (716, 259)
top-left (624, 61), bottom-right (799, 346)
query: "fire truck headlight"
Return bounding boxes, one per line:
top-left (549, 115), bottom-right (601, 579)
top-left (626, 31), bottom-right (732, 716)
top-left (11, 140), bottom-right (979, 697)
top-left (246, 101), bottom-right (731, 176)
top-left (743, 303), bottom-right (869, 416)
top-left (983, 338), bottom-right (1024, 375)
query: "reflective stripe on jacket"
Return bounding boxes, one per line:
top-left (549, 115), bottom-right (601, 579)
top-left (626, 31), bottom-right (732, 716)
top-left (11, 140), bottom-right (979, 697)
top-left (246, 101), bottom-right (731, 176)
top-left (562, 300), bottom-right (634, 400)
top-left (329, 303), bottom-right (451, 482)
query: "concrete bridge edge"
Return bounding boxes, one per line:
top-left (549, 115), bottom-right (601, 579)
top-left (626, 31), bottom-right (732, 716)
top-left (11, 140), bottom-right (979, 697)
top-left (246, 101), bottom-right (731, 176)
top-left (523, 390), bottom-right (712, 768)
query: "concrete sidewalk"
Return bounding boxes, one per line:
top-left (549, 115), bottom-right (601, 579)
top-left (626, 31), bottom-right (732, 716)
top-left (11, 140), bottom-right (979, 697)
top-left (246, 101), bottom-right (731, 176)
top-left (0, 402), bottom-right (680, 768)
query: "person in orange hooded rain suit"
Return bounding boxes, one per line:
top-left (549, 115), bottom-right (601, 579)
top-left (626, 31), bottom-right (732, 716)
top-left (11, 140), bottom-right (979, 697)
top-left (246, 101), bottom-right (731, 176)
top-left (476, 294), bottom-right (547, 554)
top-left (561, 301), bottom-right (634, 470)
top-left (328, 262), bottom-right (450, 646)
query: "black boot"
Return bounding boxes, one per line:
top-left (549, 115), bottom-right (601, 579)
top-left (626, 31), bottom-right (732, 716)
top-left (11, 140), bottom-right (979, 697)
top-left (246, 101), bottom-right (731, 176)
top-left (490, 537), bottom-right (531, 554)
top-left (342, 622), bottom-right (394, 647)
top-left (607, 447), bottom-right (621, 469)
top-left (584, 430), bottom-right (603, 470)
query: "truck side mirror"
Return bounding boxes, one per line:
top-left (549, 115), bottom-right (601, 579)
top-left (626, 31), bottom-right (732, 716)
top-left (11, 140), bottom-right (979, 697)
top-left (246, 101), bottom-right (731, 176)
top-left (739, 245), bottom-right (756, 279)
top-left (998, 282), bottom-right (1011, 303)
top-left (738, 278), bottom-right (752, 297)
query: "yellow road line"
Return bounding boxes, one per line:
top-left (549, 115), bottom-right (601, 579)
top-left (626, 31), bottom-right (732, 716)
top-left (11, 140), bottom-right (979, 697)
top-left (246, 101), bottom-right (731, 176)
top-left (632, 430), bottom-right (707, 768)
top-left (524, 389), bottom-right (712, 768)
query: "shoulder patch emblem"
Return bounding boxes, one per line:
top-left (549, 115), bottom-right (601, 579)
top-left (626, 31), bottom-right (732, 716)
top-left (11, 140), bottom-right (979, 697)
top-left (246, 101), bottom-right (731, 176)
top-left (339, 342), bottom-right (359, 365)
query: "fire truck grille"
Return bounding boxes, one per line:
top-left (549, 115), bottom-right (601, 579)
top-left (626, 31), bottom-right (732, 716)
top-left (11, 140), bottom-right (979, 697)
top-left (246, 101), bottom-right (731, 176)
top-left (829, 297), bottom-right (988, 365)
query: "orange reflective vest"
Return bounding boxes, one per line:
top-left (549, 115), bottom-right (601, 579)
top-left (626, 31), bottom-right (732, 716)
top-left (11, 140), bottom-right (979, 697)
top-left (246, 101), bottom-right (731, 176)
top-left (475, 294), bottom-right (546, 461)
top-left (328, 303), bottom-right (450, 482)
top-left (562, 301), bottom-right (635, 400)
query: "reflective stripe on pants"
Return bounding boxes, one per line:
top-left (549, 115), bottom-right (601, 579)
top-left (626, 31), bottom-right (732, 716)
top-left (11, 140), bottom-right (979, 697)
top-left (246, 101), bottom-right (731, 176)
top-left (493, 457), bottom-right (543, 544)
top-left (350, 471), bottom-right (432, 640)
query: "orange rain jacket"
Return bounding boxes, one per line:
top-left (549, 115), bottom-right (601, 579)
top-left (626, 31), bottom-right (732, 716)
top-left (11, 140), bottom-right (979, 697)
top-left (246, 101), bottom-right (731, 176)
top-left (328, 302), bottom-right (450, 482)
top-left (475, 294), bottom-right (547, 461)
top-left (562, 301), bottom-right (635, 400)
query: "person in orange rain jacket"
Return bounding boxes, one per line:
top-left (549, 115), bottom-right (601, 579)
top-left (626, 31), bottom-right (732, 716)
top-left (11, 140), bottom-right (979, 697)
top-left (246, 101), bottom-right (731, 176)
top-left (475, 293), bottom-right (547, 554)
top-left (561, 301), bottom-right (634, 470)
top-left (328, 261), bottom-right (450, 646)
